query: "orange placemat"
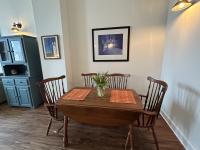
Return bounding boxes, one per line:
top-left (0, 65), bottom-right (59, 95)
top-left (110, 90), bottom-right (136, 104)
top-left (63, 89), bottom-right (91, 101)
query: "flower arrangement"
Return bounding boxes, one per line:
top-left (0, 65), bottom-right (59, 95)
top-left (93, 73), bottom-right (108, 97)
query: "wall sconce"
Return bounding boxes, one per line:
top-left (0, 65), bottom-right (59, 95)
top-left (172, 0), bottom-right (192, 12)
top-left (11, 22), bottom-right (22, 32)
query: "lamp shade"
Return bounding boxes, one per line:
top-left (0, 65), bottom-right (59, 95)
top-left (172, 0), bottom-right (192, 12)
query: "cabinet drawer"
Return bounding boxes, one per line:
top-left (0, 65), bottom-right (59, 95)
top-left (2, 79), bottom-right (14, 85)
top-left (15, 79), bottom-right (28, 86)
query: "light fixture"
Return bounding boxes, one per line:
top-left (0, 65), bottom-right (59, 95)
top-left (172, 0), bottom-right (192, 12)
top-left (11, 22), bottom-right (22, 32)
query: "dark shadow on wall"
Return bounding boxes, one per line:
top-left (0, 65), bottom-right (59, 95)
top-left (169, 83), bottom-right (200, 142)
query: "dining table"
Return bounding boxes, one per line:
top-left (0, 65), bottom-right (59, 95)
top-left (57, 87), bottom-right (143, 147)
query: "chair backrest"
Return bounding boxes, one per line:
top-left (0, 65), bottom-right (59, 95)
top-left (107, 73), bottom-right (130, 89)
top-left (37, 75), bottom-right (66, 105)
top-left (144, 76), bottom-right (168, 115)
top-left (81, 73), bottom-right (97, 87)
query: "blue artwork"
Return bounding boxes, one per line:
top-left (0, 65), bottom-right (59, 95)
top-left (42, 35), bottom-right (60, 59)
top-left (44, 37), bottom-right (56, 57)
top-left (98, 34), bottom-right (123, 55)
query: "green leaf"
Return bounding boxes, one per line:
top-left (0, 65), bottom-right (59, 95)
top-left (93, 72), bottom-right (108, 88)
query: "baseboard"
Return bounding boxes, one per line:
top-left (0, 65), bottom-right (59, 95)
top-left (160, 110), bottom-right (195, 150)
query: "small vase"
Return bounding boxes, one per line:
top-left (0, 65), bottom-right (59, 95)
top-left (96, 87), bottom-right (105, 97)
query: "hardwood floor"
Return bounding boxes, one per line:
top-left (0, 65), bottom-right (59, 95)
top-left (0, 104), bottom-right (184, 150)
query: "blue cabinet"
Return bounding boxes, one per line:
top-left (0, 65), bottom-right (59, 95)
top-left (0, 37), bottom-right (25, 64)
top-left (0, 38), bottom-right (12, 63)
top-left (0, 35), bottom-right (43, 108)
top-left (0, 78), bottom-right (6, 103)
top-left (2, 78), bottom-right (32, 107)
top-left (2, 76), bottom-right (42, 108)
top-left (8, 38), bottom-right (26, 63)
top-left (4, 86), bottom-right (19, 106)
top-left (16, 86), bottom-right (32, 107)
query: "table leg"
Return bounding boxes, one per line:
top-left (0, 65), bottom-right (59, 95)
top-left (63, 115), bottom-right (68, 147)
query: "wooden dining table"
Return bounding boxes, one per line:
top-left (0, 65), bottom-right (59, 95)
top-left (57, 87), bottom-right (143, 147)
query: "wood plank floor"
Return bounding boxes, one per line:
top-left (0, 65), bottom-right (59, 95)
top-left (0, 104), bottom-right (184, 150)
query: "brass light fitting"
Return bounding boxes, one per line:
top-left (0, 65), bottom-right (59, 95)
top-left (172, 0), bottom-right (192, 12)
top-left (11, 22), bottom-right (22, 32)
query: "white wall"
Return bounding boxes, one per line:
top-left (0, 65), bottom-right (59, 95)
top-left (31, 0), bottom-right (67, 81)
top-left (161, 1), bottom-right (200, 150)
top-left (0, 0), bottom-right (36, 36)
top-left (59, 0), bottom-right (73, 89)
top-left (67, 0), bottom-right (168, 93)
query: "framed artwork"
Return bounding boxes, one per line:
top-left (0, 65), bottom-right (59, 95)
top-left (92, 26), bottom-right (130, 62)
top-left (41, 35), bottom-right (61, 59)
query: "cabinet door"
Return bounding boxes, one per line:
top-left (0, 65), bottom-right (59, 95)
top-left (0, 39), bottom-right (12, 63)
top-left (4, 86), bottom-right (19, 106)
top-left (16, 86), bottom-right (32, 107)
top-left (0, 81), bottom-right (6, 103)
top-left (8, 38), bottom-right (26, 63)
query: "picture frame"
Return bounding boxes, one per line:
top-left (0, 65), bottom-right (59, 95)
top-left (41, 35), bottom-right (61, 59)
top-left (92, 26), bottom-right (130, 62)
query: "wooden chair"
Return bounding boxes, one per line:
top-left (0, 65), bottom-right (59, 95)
top-left (81, 73), bottom-right (97, 87)
top-left (107, 73), bottom-right (130, 89)
top-left (125, 76), bottom-right (168, 150)
top-left (37, 75), bottom-right (66, 136)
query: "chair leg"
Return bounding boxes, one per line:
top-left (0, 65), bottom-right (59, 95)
top-left (57, 124), bottom-right (64, 134)
top-left (129, 126), bottom-right (134, 150)
top-left (125, 130), bottom-right (130, 150)
top-left (125, 125), bottom-right (134, 150)
top-left (151, 127), bottom-right (159, 150)
top-left (46, 118), bottom-right (52, 136)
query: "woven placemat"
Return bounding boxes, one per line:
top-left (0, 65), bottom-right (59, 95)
top-left (63, 89), bottom-right (91, 101)
top-left (110, 90), bottom-right (136, 104)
